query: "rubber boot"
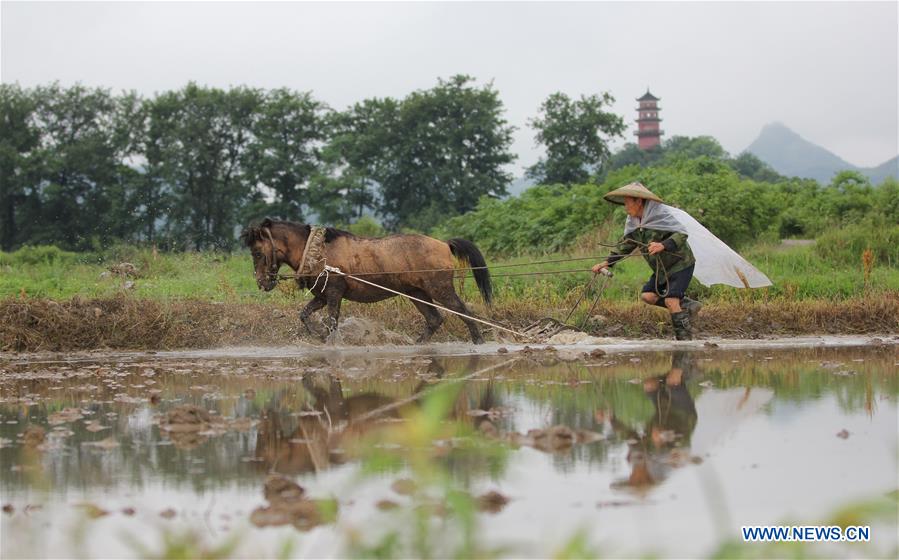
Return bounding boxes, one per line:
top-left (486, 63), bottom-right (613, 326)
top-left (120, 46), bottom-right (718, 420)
top-left (670, 311), bottom-right (693, 341)
top-left (682, 297), bottom-right (702, 320)
top-left (655, 297), bottom-right (701, 319)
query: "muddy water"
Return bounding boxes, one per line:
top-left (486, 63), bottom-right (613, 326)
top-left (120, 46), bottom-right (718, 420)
top-left (1, 344), bottom-right (896, 558)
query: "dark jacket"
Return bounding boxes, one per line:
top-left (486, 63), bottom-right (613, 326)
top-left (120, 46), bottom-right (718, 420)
top-left (607, 227), bottom-right (695, 275)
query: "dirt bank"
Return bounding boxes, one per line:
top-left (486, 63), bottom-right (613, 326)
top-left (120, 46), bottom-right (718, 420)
top-left (1, 294), bottom-right (897, 352)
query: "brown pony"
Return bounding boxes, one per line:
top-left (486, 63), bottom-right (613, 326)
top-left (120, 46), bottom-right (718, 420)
top-left (240, 218), bottom-right (493, 344)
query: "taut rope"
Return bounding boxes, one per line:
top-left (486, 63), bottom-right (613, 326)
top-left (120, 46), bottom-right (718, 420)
top-left (322, 265), bottom-right (532, 340)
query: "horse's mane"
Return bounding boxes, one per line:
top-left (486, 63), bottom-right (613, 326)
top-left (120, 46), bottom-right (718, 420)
top-left (240, 218), bottom-right (354, 246)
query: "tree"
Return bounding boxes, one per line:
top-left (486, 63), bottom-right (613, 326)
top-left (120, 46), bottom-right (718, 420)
top-left (604, 142), bottom-right (663, 178)
top-left (0, 84), bottom-right (41, 251)
top-left (526, 92), bottom-right (625, 185)
top-left (244, 89), bottom-right (328, 221)
top-left (729, 151), bottom-right (784, 182)
top-left (28, 83), bottom-right (130, 250)
top-left (135, 90), bottom-right (181, 245)
top-left (159, 84), bottom-right (262, 250)
top-left (310, 97), bottom-right (397, 225)
top-left (660, 135), bottom-right (728, 164)
top-left (326, 76), bottom-right (515, 230)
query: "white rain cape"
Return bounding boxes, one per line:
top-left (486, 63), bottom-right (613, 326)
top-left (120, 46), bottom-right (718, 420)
top-left (623, 201), bottom-right (773, 288)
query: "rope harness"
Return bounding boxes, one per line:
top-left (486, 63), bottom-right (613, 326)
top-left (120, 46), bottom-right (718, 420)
top-left (296, 226), bottom-right (327, 282)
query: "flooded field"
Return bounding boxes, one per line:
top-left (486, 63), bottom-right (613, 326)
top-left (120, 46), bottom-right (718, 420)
top-left (1, 342), bottom-right (897, 558)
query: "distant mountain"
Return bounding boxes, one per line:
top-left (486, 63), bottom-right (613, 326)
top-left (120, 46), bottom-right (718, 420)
top-left (745, 122), bottom-right (897, 184)
top-left (866, 156), bottom-right (899, 184)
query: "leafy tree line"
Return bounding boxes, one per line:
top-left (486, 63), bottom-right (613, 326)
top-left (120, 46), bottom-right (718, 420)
top-left (7, 76), bottom-right (887, 258)
top-left (437, 156), bottom-right (898, 256)
top-left (0, 76), bottom-right (521, 251)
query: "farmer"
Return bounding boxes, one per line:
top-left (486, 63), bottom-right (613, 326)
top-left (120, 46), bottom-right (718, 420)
top-left (592, 182), bottom-right (702, 340)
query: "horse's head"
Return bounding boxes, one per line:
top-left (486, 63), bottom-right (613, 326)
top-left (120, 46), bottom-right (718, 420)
top-left (240, 218), bottom-right (284, 292)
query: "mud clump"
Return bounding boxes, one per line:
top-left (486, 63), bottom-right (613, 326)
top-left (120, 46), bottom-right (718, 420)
top-left (477, 490), bottom-right (510, 513)
top-left (22, 426), bottom-right (46, 447)
top-left (158, 404), bottom-right (214, 449)
top-left (48, 408), bottom-right (83, 425)
top-left (85, 420), bottom-right (109, 433)
top-left (157, 405), bottom-right (255, 448)
top-left (250, 474), bottom-right (337, 531)
top-left (391, 478), bottom-right (417, 496)
top-left (327, 317), bottom-right (413, 346)
top-left (528, 425), bottom-right (576, 452)
top-left (81, 437), bottom-right (120, 450)
top-left (160, 404), bottom-right (211, 432)
top-left (264, 474), bottom-right (306, 504)
top-left (491, 424), bottom-right (605, 454)
top-left (376, 499), bottom-right (400, 511)
top-left (517, 345), bottom-right (566, 366)
top-left (76, 503), bottom-right (109, 519)
top-left (546, 331), bottom-right (604, 345)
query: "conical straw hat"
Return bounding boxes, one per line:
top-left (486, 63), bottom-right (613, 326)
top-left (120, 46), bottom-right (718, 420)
top-left (603, 182), bottom-right (663, 205)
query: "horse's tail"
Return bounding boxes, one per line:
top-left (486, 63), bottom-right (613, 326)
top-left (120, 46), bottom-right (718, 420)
top-left (447, 238), bottom-right (493, 306)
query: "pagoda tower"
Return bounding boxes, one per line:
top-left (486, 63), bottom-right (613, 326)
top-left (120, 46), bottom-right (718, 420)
top-left (635, 90), bottom-right (663, 150)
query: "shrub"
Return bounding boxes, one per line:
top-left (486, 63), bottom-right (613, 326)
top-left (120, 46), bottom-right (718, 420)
top-left (435, 183), bottom-right (616, 255)
top-left (341, 216), bottom-right (386, 238)
top-left (0, 245), bottom-right (81, 267)
top-left (815, 222), bottom-right (899, 268)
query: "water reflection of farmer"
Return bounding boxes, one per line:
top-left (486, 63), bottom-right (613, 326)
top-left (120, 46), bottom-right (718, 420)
top-left (592, 183), bottom-right (702, 340)
top-left (609, 352), bottom-right (699, 490)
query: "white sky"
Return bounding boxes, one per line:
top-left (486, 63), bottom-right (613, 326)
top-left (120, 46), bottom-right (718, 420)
top-left (2, 1), bottom-right (897, 171)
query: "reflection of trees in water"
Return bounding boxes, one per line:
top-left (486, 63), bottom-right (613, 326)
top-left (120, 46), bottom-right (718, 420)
top-left (0, 400), bottom-right (263, 494)
top-left (0, 347), bottom-right (894, 494)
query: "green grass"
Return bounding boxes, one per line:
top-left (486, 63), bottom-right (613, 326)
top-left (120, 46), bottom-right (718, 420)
top-left (1, 242), bottom-right (896, 305)
top-left (473, 242), bottom-right (899, 307)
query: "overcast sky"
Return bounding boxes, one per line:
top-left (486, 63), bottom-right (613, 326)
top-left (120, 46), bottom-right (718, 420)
top-left (2, 1), bottom-right (897, 171)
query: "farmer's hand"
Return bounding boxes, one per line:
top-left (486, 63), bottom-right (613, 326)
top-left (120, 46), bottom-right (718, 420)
top-left (591, 261), bottom-right (609, 274)
top-left (647, 242), bottom-right (666, 255)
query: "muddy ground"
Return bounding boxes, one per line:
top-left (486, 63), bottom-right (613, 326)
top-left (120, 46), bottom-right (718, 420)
top-left (2, 295), bottom-right (898, 352)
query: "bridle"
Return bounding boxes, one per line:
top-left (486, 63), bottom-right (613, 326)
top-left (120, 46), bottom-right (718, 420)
top-left (261, 227), bottom-right (281, 282)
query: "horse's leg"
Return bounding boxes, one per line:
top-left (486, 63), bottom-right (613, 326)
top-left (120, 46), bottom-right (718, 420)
top-left (323, 285), bottom-right (344, 339)
top-left (409, 290), bottom-right (444, 343)
top-left (432, 285), bottom-right (484, 345)
top-left (303, 373), bottom-right (347, 421)
top-left (300, 297), bottom-right (327, 339)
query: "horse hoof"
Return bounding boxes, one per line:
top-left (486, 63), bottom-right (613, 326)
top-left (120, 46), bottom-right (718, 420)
top-left (472, 337), bottom-right (485, 345)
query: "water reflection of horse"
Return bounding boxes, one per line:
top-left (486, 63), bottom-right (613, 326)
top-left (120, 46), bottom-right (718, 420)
top-left (254, 358), bottom-right (499, 475)
top-left (241, 219), bottom-right (493, 344)
top-left (253, 374), bottom-right (399, 474)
